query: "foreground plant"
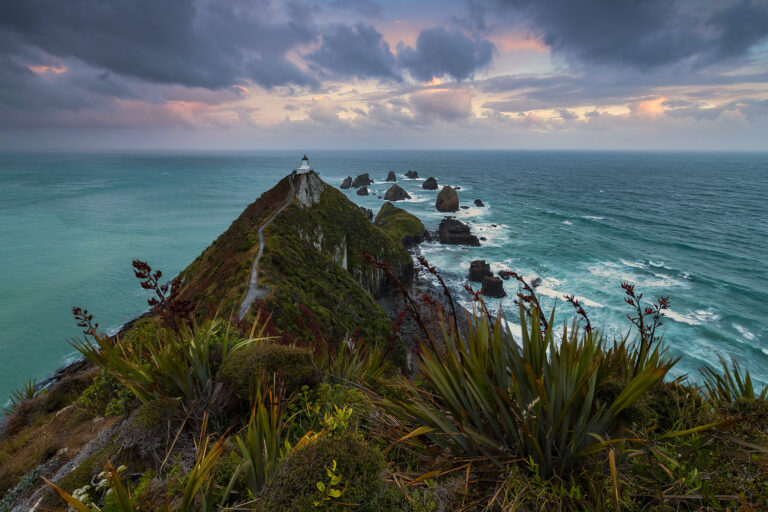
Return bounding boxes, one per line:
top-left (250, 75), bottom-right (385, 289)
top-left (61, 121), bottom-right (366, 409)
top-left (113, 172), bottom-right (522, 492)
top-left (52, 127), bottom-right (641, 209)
top-left (701, 355), bottom-right (768, 405)
top-left (391, 303), bottom-right (674, 478)
top-left (70, 311), bottom-right (269, 403)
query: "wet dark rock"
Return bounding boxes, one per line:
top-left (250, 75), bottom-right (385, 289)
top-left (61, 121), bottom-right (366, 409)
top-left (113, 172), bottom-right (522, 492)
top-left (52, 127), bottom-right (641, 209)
top-left (340, 176), bottom-right (352, 189)
top-left (405, 170), bottom-right (419, 179)
top-left (531, 277), bottom-right (543, 288)
top-left (480, 237), bottom-right (487, 241)
top-left (481, 276), bottom-right (506, 298)
top-left (352, 173), bottom-right (373, 188)
top-left (455, 186), bottom-right (462, 190)
top-left (435, 186), bottom-right (459, 212)
top-left (491, 224), bottom-right (498, 227)
top-left (460, 205), bottom-right (469, 209)
top-left (386, 171), bottom-right (397, 182)
top-left (468, 260), bottom-right (493, 282)
top-left (499, 270), bottom-right (511, 280)
top-left (384, 184), bottom-right (411, 201)
top-left (474, 199), bottom-right (484, 207)
top-left (438, 218), bottom-right (480, 246)
top-left (356, 187), bottom-right (369, 196)
top-left (422, 177), bottom-right (438, 190)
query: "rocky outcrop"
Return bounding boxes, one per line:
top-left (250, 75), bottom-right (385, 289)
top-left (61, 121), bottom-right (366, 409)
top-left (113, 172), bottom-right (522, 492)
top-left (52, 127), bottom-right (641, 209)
top-left (438, 218), bottom-right (480, 246)
top-left (468, 260), bottom-right (493, 282)
top-left (384, 184), bottom-right (411, 201)
top-left (375, 201), bottom-right (425, 248)
top-left (436, 186), bottom-right (459, 212)
top-left (499, 270), bottom-right (511, 280)
top-left (474, 199), bottom-right (484, 207)
top-left (481, 276), bottom-right (506, 298)
top-left (405, 170), bottom-right (418, 179)
top-left (356, 187), bottom-right (369, 196)
top-left (386, 171), bottom-right (396, 182)
top-left (352, 173), bottom-right (373, 188)
top-left (531, 277), bottom-right (543, 288)
top-left (422, 177), bottom-right (438, 190)
top-left (340, 177), bottom-right (352, 189)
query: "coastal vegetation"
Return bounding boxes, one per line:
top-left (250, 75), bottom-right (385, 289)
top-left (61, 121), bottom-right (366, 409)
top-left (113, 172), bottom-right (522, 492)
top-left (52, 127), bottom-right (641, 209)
top-left (1, 173), bottom-right (766, 510)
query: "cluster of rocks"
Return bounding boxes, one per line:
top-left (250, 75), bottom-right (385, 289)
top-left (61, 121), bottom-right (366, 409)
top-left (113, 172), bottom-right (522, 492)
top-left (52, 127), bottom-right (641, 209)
top-left (339, 169), bottom-right (513, 299)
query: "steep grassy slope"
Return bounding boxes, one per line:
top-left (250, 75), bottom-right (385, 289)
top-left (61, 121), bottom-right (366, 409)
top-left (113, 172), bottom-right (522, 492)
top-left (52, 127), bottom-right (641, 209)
top-left (171, 172), bottom-right (412, 348)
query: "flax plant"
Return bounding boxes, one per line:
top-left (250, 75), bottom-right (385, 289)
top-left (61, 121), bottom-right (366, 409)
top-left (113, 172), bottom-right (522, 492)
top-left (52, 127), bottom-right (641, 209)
top-left (390, 302), bottom-right (675, 477)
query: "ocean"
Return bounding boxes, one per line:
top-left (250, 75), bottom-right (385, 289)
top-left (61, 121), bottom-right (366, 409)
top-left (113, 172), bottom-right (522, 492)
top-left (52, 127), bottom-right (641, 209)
top-left (1, 150), bottom-right (767, 405)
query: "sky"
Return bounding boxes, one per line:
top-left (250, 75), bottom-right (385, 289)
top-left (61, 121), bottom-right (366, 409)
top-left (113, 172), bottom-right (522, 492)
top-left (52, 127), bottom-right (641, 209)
top-left (1, 0), bottom-right (767, 150)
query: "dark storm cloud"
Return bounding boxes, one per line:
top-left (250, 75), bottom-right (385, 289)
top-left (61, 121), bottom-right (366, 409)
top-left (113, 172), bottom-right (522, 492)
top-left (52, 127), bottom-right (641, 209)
top-left (307, 23), bottom-right (399, 80)
top-left (0, 0), bottom-right (319, 90)
top-left (478, 0), bottom-right (768, 69)
top-left (397, 27), bottom-right (495, 81)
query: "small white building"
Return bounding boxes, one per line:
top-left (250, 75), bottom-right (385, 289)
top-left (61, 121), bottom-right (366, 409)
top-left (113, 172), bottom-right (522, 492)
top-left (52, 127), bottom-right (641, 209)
top-left (295, 154), bottom-right (313, 173)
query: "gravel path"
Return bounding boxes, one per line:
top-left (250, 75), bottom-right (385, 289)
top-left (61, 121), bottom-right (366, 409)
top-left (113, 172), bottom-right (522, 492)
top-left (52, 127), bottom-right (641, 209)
top-left (238, 172), bottom-right (296, 318)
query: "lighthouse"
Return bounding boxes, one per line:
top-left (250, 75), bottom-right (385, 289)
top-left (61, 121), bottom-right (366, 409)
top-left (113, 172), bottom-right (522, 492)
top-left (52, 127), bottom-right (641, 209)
top-left (295, 154), bottom-right (312, 173)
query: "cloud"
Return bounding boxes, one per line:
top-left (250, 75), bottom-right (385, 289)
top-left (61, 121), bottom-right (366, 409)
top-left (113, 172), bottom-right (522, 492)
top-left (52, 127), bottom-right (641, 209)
top-left (411, 88), bottom-right (472, 121)
top-left (477, 0), bottom-right (768, 70)
top-left (307, 23), bottom-right (398, 80)
top-left (0, 0), bottom-right (319, 90)
top-left (397, 27), bottom-right (495, 81)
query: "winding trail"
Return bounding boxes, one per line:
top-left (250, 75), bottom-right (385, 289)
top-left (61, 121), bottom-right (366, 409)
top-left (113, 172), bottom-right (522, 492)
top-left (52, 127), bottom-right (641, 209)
top-left (239, 172), bottom-right (296, 318)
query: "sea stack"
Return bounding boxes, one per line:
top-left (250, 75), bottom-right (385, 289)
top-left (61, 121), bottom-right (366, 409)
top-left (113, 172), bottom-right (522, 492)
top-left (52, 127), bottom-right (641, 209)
top-left (352, 173), bottom-right (373, 188)
top-left (436, 186), bottom-right (459, 212)
top-left (481, 276), bottom-right (506, 298)
top-left (405, 170), bottom-right (419, 179)
top-left (384, 184), bottom-right (411, 201)
top-left (422, 177), bottom-right (438, 190)
top-left (468, 260), bottom-right (493, 282)
top-left (356, 187), bottom-right (369, 196)
top-left (386, 171), bottom-right (397, 182)
top-left (474, 199), bottom-right (484, 207)
top-left (438, 218), bottom-right (480, 246)
top-left (340, 176), bottom-right (352, 189)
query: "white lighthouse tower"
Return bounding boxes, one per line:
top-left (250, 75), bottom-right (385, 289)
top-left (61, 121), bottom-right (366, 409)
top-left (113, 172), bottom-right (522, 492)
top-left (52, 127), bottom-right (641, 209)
top-left (295, 154), bottom-right (312, 173)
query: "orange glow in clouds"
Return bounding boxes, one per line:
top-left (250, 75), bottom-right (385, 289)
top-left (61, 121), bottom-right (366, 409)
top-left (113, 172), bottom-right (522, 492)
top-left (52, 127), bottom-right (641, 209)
top-left (631, 96), bottom-right (667, 118)
top-left (29, 65), bottom-right (67, 74)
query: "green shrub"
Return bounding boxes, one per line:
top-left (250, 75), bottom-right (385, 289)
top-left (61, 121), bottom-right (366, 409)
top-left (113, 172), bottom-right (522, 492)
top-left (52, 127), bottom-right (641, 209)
top-left (259, 434), bottom-right (402, 511)
top-left (218, 343), bottom-right (320, 404)
top-left (77, 372), bottom-right (133, 417)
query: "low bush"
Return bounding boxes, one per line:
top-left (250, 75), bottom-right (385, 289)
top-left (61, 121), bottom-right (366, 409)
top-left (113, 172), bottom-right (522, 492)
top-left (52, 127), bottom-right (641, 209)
top-left (218, 343), bottom-right (320, 404)
top-left (259, 434), bottom-right (402, 511)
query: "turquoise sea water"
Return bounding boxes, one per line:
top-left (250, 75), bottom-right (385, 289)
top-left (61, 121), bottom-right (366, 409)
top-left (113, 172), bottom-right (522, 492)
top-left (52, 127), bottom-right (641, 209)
top-left (1, 150), bottom-right (767, 405)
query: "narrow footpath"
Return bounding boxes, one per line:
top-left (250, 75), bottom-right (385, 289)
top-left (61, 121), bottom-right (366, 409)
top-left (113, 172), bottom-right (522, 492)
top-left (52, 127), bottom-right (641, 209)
top-left (238, 172), bottom-right (296, 318)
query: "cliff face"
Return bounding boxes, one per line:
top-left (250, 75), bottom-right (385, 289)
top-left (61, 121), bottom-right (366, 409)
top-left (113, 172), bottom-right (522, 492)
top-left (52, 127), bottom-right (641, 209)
top-left (172, 171), bottom-right (412, 346)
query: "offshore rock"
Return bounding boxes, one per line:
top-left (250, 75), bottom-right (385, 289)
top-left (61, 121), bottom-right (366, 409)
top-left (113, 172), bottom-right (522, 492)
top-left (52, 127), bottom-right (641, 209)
top-left (384, 184), bottom-right (411, 201)
top-left (468, 260), bottom-right (493, 282)
top-left (340, 176), bottom-right (352, 189)
top-left (474, 199), bottom-right (484, 207)
top-left (435, 186), bottom-right (459, 212)
top-left (386, 171), bottom-right (397, 182)
top-left (352, 173), bottom-right (373, 188)
top-left (356, 186), bottom-right (369, 196)
top-left (481, 276), bottom-right (506, 298)
top-left (405, 170), bottom-right (419, 179)
top-left (422, 177), bottom-right (438, 190)
top-left (438, 218), bottom-right (480, 246)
